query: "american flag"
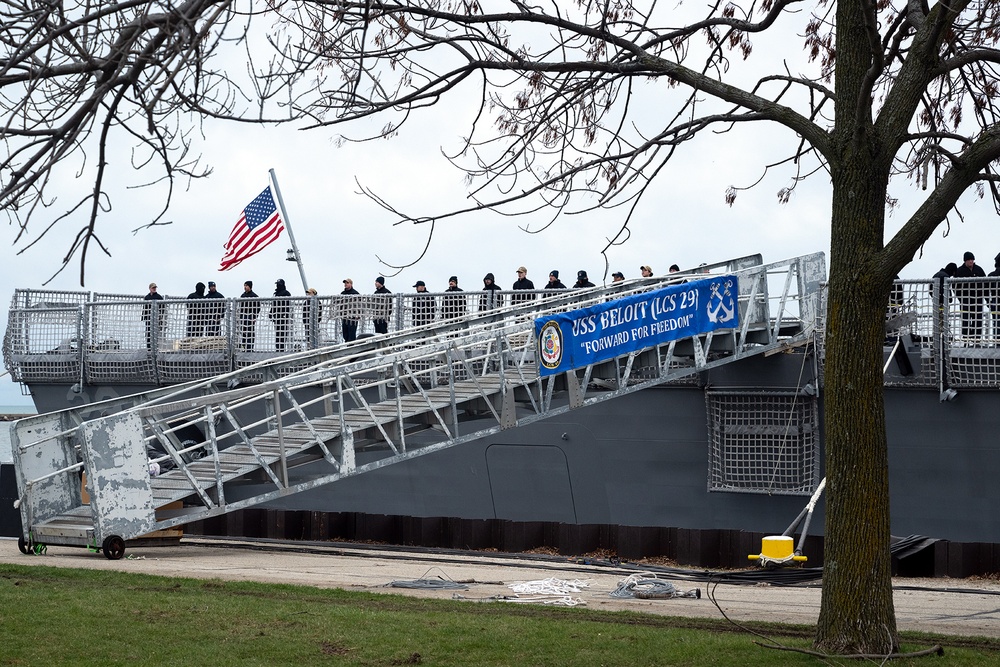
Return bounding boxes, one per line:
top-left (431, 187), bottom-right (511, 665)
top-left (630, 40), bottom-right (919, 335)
top-left (219, 186), bottom-right (285, 271)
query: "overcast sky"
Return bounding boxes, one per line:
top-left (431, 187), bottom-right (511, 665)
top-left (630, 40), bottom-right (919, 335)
top-left (3, 6), bottom-right (998, 409)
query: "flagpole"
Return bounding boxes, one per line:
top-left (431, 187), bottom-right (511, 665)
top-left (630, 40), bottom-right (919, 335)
top-left (268, 168), bottom-right (310, 293)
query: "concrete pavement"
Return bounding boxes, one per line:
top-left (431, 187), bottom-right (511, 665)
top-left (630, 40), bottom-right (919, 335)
top-left (2, 536), bottom-right (999, 640)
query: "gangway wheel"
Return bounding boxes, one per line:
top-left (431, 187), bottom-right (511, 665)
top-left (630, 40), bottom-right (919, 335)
top-left (17, 535), bottom-right (30, 555)
top-left (102, 536), bottom-right (126, 561)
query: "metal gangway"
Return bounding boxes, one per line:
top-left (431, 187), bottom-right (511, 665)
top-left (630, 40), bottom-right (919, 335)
top-left (10, 253), bottom-right (825, 559)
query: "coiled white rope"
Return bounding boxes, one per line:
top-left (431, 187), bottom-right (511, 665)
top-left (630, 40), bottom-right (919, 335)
top-left (508, 577), bottom-right (592, 594)
top-left (500, 577), bottom-right (591, 606)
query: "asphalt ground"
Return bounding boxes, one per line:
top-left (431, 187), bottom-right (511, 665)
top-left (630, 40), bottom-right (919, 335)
top-left (2, 536), bottom-right (999, 640)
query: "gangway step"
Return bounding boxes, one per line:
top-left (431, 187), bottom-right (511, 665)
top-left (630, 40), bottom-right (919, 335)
top-left (122, 375), bottom-right (516, 513)
top-left (31, 505), bottom-right (95, 546)
top-left (147, 433), bottom-right (335, 505)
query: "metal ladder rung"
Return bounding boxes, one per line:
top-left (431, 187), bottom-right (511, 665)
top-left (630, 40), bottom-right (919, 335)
top-left (37, 515), bottom-right (93, 529)
top-left (150, 478), bottom-right (194, 490)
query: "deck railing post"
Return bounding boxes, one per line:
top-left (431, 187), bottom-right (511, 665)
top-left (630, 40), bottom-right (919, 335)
top-left (205, 404), bottom-right (225, 506)
top-left (273, 389), bottom-right (288, 487)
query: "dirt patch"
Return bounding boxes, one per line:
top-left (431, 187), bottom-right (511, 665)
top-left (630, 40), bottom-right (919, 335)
top-left (320, 640), bottom-right (351, 656)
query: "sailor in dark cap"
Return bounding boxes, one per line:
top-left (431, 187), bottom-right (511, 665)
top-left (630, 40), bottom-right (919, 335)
top-left (573, 270), bottom-right (595, 289)
top-left (373, 277), bottom-right (392, 334)
top-left (955, 251), bottom-right (986, 340)
top-left (239, 280), bottom-right (261, 351)
top-left (931, 262), bottom-right (957, 307)
top-left (612, 271), bottom-right (625, 283)
top-left (141, 281), bottom-right (164, 350)
top-left (545, 270), bottom-right (566, 289)
top-left (339, 278), bottom-right (360, 342)
top-left (412, 280), bottom-right (434, 328)
top-left (481, 272), bottom-right (503, 311)
top-left (512, 266), bottom-right (535, 305)
top-left (271, 278), bottom-right (292, 352)
top-left (442, 275), bottom-right (465, 320)
top-left (956, 253), bottom-right (985, 278)
top-left (204, 280), bottom-right (225, 336)
top-left (185, 281), bottom-right (207, 338)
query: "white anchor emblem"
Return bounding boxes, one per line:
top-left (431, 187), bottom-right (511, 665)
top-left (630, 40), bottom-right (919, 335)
top-left (707, 280), bottom-right (736, 324)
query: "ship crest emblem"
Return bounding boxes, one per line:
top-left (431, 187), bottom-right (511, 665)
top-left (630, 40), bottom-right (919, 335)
top-left (538, 321), bottom-right (563, 370)
top-left (707, 279), bottom-right (736, 325)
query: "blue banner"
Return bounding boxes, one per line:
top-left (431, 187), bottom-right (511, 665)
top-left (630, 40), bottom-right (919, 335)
top-left (535, 276), bottom-right (740, 376)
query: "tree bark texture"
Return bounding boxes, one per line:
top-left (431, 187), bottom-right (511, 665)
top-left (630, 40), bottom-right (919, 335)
top-left (815, 168), bottom-right (899, 653)
top-left (813, 0), bottom-right (901, 652)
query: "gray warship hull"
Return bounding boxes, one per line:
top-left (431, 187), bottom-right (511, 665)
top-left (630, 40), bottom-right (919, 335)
top-left (14, 350), bottom-right (996, 545)
top-left (5, 256), bottom-right (999, 571)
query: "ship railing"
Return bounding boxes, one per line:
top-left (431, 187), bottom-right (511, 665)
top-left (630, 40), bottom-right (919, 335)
top-left (3, 288), bottom-right (91, 384)
top-left (932, 277), bottom-right (1000, 390)
top-left (4, 255), bottom-right (815, 412)
top-left (6, 252), bottom-right (809, 388)
top-left (9, 253), bottom-right (825, 545)
top-left (816, 277), bottom-right (1000, 391)
top-left (7, 289), bottom-right (91, 311)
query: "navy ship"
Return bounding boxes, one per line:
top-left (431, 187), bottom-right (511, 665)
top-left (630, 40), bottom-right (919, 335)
top-left (4, 252), bottom-right (997, 572)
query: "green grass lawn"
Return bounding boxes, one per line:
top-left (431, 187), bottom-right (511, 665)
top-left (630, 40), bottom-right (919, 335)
top-left (0, 564), bottom-right (996, 666)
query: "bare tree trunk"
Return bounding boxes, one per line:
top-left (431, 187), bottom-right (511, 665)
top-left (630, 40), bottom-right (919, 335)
top-left (815, 164), bottom-right (899, 653)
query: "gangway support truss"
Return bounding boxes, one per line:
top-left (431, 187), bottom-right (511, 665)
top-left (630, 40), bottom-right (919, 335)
top-left (11, 252), bottom-right (825, 558)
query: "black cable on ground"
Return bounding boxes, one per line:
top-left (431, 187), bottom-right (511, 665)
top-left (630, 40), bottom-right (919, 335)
top-left (182, 535), bottom-right (1000, 595)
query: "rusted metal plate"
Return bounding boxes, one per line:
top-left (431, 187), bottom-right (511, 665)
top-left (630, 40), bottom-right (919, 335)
top-left (11, 414), bottom-right (80, 531)
top-left (79, 412), bottom-right (156, 541)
